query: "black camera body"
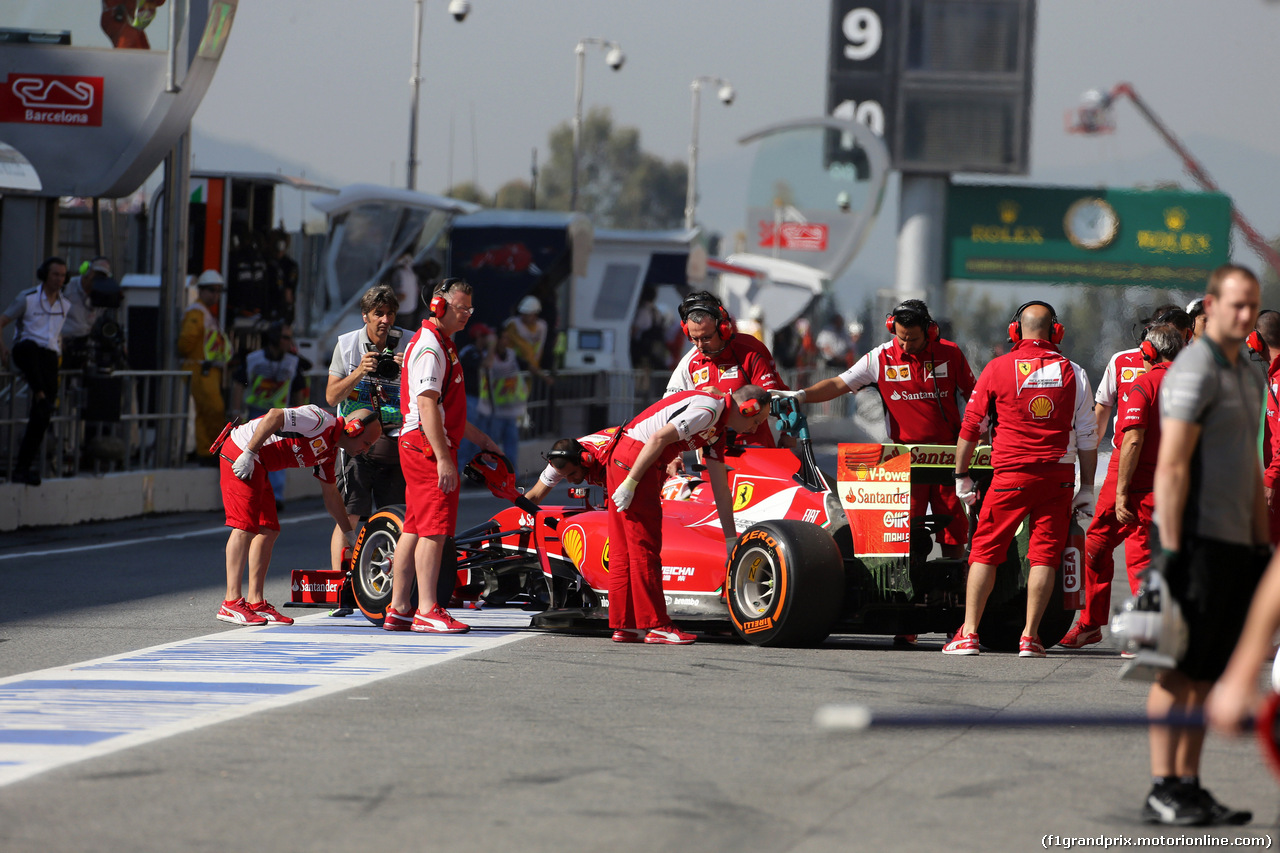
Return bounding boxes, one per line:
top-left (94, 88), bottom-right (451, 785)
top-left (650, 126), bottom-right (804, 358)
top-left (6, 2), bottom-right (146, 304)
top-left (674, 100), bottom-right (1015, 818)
top-left (364, 328), bottom-right (402, 384)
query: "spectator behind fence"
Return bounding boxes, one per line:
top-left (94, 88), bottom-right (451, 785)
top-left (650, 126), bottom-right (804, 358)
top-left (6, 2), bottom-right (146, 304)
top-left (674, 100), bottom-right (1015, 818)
top-left (0, 257), bottom-right (72, 486)
top-left (233, 322), bottom-right (308, 511)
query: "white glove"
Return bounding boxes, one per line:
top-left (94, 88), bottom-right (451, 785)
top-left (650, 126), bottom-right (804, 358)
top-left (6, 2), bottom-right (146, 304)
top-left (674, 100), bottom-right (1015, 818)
top-left (725, 535), bottom-right (738, 560)
top-left (343, 529), bottom-right (358, 549)
top-left (232, 450), bottom-right (258, 481)
top-left (769, 388), bottom-right (807, 405)
top-left (612, 476), bottom-right (639, 511)
top-left (1073, 485), bottom-right (1095, 518)
top-left (955, 474), bottom-right (977, 507)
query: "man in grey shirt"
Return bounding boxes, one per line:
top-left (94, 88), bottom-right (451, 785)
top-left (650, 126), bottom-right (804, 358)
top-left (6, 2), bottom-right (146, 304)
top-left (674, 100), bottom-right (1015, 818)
top-left (1142, 264), bottom-right (1269, 827)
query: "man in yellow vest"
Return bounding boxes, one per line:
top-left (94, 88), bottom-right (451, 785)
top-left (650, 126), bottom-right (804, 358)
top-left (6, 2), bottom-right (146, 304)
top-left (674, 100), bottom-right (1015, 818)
top-left (179, 270), bottom-right (233, 463)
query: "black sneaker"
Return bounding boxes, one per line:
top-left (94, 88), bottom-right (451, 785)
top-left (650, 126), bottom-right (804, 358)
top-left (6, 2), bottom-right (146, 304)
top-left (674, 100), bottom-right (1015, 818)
top-left (1193, 785), bottom-right (1252, 826)
top-left (1141, 782), bottom-right (1209, 826)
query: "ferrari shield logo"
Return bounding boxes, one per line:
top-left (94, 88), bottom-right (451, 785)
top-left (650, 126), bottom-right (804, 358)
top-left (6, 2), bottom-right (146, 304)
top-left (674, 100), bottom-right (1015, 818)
top-left (1018, 361), bottom-right (1032, 376)
top-left (733, 482), bottom-right (755, 511)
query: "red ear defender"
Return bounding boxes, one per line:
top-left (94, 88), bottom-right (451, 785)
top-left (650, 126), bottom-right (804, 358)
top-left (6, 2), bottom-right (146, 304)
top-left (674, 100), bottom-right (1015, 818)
top-left (738, 397), bottom-right (763, 417)
top-left (1247, 330), bottom-right (1266, 356)
top-left (1140, 339), bottom-right (1159, 363)
top-left (430, 293), bottom-right (447, 319)
top-left (344, 410), bottom-right (379, 437)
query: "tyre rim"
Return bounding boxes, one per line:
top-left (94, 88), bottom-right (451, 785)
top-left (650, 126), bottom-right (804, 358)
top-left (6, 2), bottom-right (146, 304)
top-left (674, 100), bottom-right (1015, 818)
top-left (732, 546), bottom-right (777, 617)
top-left (358, 528), bottom-right (397, 596)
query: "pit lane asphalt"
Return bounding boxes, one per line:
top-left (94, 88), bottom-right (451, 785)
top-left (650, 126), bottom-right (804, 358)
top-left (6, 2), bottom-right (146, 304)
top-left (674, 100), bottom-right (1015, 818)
top-left (0, 489), bottom-right (1273, 852)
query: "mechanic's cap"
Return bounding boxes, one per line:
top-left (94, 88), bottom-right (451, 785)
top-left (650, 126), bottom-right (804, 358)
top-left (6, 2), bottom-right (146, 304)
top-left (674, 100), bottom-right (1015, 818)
top-left (517, 295), bottom-right (541, 315)
top-left (1186, 297), bottom-right (1205, 317)
top-left (90, 257), bottom-right (112, 276)
top-left (196, 269), bottom-right (225, 289)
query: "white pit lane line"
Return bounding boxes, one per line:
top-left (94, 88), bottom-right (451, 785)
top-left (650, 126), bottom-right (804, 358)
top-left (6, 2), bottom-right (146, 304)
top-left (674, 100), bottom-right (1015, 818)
top-left (0, 609), bottom-right (535, 787)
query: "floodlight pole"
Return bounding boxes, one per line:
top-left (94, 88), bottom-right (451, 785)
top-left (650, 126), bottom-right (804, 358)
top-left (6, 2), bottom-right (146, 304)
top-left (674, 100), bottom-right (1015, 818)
top-left (570, 37), bottom-right (624, 212)
top-left (684, 76), bottom-right (733, 231)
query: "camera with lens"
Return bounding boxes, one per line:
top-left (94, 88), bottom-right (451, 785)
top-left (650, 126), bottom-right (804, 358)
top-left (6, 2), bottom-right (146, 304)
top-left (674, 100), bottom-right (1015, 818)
top-left (364, 329), bottom-right (402, 384)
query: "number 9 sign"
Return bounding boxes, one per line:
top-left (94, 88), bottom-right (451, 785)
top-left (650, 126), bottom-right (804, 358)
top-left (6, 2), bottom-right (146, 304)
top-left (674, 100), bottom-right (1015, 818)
top-left (842, 7), bottom-right (882, 61)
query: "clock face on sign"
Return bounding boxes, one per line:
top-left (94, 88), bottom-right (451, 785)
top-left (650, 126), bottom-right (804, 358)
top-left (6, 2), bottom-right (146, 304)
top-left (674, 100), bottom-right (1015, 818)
top-left (1064, 197), bottom-right (1119, 250)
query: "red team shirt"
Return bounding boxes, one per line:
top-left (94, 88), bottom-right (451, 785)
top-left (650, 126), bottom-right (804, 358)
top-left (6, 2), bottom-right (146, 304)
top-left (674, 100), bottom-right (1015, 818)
top-left (1113, 361), bottom-right (1169, 492)
top-left (617, 390), bottom-right (731, 470)
top-left (666, 334), bottom-right (786, 446)
top-left (838, 338), bottom-right (976, 444)
top-left (401, 321), bottom-right (467, 457)
top-left (1263, 359), bottom-right (1280, 489)
top-left (1095, 348), bottom-right (1146, 448)
top-left (225, 405), bottom-right (344, 482)
top-left (959, 339), bottom-right (1097, 467)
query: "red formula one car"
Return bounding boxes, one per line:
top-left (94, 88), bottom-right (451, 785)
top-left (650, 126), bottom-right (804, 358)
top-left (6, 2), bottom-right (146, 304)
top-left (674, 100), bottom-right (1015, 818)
top-left (289, 401), bottom-right (1083, 649)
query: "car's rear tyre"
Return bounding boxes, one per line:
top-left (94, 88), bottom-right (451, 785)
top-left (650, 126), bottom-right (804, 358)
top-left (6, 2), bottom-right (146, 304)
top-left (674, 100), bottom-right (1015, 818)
top-left (352, 505), bottom-right (455, 626)
top-left (726, 520), bottom-right (844, 647)
top-left (981, 572), bottom-right (1074, 652)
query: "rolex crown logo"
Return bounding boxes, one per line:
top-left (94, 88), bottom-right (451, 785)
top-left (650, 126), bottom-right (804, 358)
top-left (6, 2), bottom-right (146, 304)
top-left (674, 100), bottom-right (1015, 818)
top-left (1164, 207), bottom-right (1187, 231)
top-left (999, 200), bottom-right (1020, 224)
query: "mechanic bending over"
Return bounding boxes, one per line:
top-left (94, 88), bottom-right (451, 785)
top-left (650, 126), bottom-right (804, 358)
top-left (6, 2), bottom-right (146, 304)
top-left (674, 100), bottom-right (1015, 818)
top-left (606, 385), bottom-right (771, 646)
top-left (1060, 321), bottom-right (1185, 650)
top-left (216, 405), bottom-right (381, 626)
top-left (943, 300), bottom-right (1097, 659)
top-left (665, 290), bottom-right (792, 455)
top-left (522, 427), bottom-right (619, 503)
top-left (1142, 264), bottom-right (1266, 827)
top-left (386, 278), bottom-right (499, 635)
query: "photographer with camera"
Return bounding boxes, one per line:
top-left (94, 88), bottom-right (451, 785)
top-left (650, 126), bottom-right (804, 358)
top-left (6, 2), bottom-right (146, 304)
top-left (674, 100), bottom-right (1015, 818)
top-left (326, 284), bottom-right (410, 572)
top-left (62, 257), bottom-right (114, 370)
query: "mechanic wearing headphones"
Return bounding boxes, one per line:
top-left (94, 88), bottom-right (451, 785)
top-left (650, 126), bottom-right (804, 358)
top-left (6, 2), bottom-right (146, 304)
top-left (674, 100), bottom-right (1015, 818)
top-left (607, 385), bottom-right (772, 645)
top-left (387, 278), bottom-right (498, 634)
top-left (523, 428), bottom-right (619, 503)
top-left (326, 284), bottom-right (412, 573)
top-left (216, 405), bottom-right (381, 626)
top-left (666, 291), bottom-right (789, 449)
top-left (944, 301), bottom-right (1097, 658)
top-left (1144, 264), bottom-right (1268, 826)
top-left (1249, 310), bottom-right (1280, 545)
top-left (775, 299), bottom-right (976, 557)
top-left (1060, 323), bottom-right (1183, 651)
top-left (0, 257), bottom-right (72, 486)
top-left (1059, 307), bottom-right (1192, 649)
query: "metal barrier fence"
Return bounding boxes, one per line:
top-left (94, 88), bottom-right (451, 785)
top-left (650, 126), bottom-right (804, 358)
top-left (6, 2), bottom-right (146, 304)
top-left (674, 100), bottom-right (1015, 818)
top-left (0, 370), bottom-right (192, 481)
top-left (0, 364), bottom-right (875, 484)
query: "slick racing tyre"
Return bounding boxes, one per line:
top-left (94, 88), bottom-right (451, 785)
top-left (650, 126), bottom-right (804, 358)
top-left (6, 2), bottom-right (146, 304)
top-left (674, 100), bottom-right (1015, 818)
top-left (351, 505), bottom-right (457, 627)
top-left (726, 520), bottom-right (844, 647)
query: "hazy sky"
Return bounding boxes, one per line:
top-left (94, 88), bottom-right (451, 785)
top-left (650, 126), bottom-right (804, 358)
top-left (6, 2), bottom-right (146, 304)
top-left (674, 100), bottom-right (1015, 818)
top-left (183, 0), bottom-right (1280, 307)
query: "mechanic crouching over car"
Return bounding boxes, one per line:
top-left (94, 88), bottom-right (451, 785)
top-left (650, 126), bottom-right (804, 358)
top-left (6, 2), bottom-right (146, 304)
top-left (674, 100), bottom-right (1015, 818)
top-left (215, 405), bottom-right (381, 626)
top-left (606, 385), bottom-right (771, 645)
top-left (523, 427), bottom-right (619, 503)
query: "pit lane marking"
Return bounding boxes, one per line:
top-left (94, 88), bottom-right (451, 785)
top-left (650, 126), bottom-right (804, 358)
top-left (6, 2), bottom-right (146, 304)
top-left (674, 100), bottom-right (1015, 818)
top-left (0, 609), bottom-right (533, 787)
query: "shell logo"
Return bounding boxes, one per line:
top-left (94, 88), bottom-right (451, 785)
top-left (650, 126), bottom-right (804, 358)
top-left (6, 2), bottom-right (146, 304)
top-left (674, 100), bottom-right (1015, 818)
top-left (855, 463), bottom-right (870, 481)
top-left (601, 540), bottom-right (610, 571)
top-left (1164, 206), bottom-right (1187, 231)
top-left (885, 366), bottom-right (898, 380)
top-left (1120, 367), bottom-right (1135, 382)
top-left (1029, 395), bottom-right (1054, 419)
top-left (999, 200), bottom-right (1020, 224)
top-left (562, 525), bottom-right (586, 568)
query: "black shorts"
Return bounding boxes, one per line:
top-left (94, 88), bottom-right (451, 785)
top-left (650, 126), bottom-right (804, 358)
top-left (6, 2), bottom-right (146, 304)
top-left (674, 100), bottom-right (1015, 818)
top-left (1165, 536), bottom-right (1267, 682)
top-left (337, 434), bottom-right (406, 517)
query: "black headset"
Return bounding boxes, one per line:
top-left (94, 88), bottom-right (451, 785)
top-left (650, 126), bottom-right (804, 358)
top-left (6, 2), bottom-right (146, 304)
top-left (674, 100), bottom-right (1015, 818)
top-left (544, 440), bottom-right (592, 469)
top-left (36, 257), bottom-right (66, 283)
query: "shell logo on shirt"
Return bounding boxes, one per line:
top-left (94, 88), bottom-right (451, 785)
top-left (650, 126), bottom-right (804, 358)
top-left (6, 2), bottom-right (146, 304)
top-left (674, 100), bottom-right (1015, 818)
top-left (693, 366), bottom-right (711, 385)
top-left (1120, 366), bottom-right (1146, 383)
top-left (310, 437), bottom-right (328, 454)
top-left (1029, 395), bottom-right (1054, 419)
top-left (884, 364), bottom-right (911, 382)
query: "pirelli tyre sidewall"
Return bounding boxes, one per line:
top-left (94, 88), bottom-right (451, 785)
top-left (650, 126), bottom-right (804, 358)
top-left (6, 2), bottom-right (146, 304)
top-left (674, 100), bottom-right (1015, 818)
top-left (726, 519), bottom-right (845, 647)
top-left (352, 505), bottom-right (407, 626)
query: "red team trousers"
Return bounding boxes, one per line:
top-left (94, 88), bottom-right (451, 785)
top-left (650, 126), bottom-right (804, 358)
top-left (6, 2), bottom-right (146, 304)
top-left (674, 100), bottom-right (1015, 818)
top-left (1080, 472), bottom-right (1154, 628)
top-left (605, 436), bottom-right (671, 631)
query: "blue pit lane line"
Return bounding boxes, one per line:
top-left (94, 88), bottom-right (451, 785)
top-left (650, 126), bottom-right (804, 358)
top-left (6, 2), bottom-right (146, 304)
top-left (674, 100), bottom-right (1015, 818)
top-left (0, 609), bottom-right (534, 787)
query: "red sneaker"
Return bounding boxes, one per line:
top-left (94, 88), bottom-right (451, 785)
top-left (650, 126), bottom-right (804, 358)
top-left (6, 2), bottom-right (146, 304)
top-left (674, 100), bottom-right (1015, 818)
top-left (383, 607), bottom-right (414, 632)
top-left (217, 598), bottom-right (268, 626)
top-left (248, 600), bottom-right (294, 626)
top-left (894, 634), bottom-right (919, 647)
top-left (1019, 635), bottom-right (1047, 658)
top-left (942, 628), bottom-right (979, 655)
top-left (611, 628), bottom-right (645, 643)
top-left (411, 605), bottom-right (471, 634)
top-left (1057, 622), bottom-right (1103, 648)
top-left (643, 625), bottom-right (696, 645)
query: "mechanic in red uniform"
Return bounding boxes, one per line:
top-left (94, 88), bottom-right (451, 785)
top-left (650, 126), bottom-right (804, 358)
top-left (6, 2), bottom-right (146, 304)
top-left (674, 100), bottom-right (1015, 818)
top-left (607, 385), bottom-right (772, 645)
top-left (1059, 323), bottom-right (1184, 648)
top-left (1251, 310), bottom-right (1280, 544)
top-left (523, 427), bottom-right (619, 503)
top-left (665, 291), bottom-right (789, 449)
top-left (775, 300), bottom-right (977, 559)
top-left (217, 405), bottom-right (381, 626)
top-left (387, 278), bottom-right (498, 634)
top-left (944, 301), bottom-right (1098, 657)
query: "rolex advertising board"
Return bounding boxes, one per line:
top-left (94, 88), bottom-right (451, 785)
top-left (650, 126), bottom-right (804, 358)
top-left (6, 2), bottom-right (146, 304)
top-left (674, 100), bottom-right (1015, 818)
top-left (947, 184), bottom-right (1232, 286)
